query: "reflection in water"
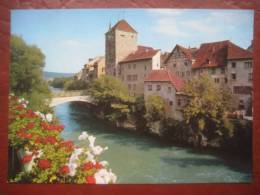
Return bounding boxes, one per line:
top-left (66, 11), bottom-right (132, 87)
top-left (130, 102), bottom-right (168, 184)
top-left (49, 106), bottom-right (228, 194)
top-left (54, 102), bottom-right (252, 184)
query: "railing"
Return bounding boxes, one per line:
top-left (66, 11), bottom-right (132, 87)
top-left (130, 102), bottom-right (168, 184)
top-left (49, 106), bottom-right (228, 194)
top-left (52, 90), bottom-right (88, 98)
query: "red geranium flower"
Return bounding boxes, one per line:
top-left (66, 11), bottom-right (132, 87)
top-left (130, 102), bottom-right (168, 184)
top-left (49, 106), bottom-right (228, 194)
top-left (60, 140), bottom-right (74, 152)
top-left (38, 159), bottom-right (51, 169)
top-left (86, 175), bottom-right (96, 184)
top-left (42, 136), bottom-right (57, 144)
top-left (21, 155), bottom-right (33, 164)
top-left (17, 129), bottom-right (33, 139)
top-left (83, 162), bottom-right (94, 171)
top-left (59, 165), bottom-right (70, 175)
top-left (26, 122), bottom-right (35, 129)
top-left (95, 162), bottom-right (103, 169)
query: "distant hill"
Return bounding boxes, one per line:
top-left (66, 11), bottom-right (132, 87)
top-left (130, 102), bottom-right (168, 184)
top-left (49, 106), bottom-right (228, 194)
top-left (43, 71), bottom-right (75, 80)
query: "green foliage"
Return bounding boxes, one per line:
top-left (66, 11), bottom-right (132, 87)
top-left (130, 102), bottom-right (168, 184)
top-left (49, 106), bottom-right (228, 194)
top-left (183, 75), bottom-right (234, 146)
top-left (145, 95), bottom-right (166, 123)
top-left (132, 96), bottom-right (148, 131)
top-left (10, 35), bottom-right (51, 112)
top-left (49, 77), bottom-right (88, 90)
top-left (49, 77), bottom-right (71, 88)
top-left (64, 79), bottom-right (88, 90)
top-left (88, 75), bottom-right (134, 124)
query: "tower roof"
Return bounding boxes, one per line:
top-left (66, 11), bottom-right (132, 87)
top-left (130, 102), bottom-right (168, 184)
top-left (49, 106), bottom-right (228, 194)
top-left (109, 19), bottom-right (137, 33)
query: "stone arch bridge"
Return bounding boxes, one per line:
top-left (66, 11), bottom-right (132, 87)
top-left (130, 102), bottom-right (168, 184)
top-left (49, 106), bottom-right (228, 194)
top-left (50, 90), bottom-right (93, 107)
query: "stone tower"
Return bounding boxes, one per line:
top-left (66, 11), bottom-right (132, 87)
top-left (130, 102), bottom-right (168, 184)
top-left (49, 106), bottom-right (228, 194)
top-left (105, 19), bottom-right (138, 76)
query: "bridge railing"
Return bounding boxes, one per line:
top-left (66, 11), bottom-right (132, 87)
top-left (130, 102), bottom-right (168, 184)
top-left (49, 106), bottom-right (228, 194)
top-left (52, 90), bottom-right (88, 98)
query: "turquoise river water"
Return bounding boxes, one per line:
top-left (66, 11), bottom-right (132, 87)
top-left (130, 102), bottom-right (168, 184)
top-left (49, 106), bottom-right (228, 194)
top-left (54, 102), bottom-right (252, 184)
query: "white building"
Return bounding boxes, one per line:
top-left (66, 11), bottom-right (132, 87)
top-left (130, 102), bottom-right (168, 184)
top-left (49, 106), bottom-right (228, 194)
top-left (144, 69), bottom-right (187, 121)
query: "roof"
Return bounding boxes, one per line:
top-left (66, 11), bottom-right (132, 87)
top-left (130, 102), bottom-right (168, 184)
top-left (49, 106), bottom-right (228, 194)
top-left (109, 19), bottom-right (137, 34)
top-left (119, 45), bottom-right (160, 63)
top-left (144, 70), bottom-right (185, 91)
top-left (164, 44), bottom-right (197, 64)
top-left (192, 40), bottom-right (252, 69)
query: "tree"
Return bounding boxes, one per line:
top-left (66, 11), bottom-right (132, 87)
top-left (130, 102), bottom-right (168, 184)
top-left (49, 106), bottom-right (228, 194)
top-left (88, 75), bottom-right (134, 125)
top-left (10, 35), bottom-right (51, 112)
top-left (132, 96), bottom-right (148, 131)
top-left (145, 95), bottom-right (166, 123)
top-left (183, 75), bottom-right (233, 146)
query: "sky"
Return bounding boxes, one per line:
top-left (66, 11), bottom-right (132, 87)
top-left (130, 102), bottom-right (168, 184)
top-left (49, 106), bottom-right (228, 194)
top-left (11, 9), bottom-right (254, 73)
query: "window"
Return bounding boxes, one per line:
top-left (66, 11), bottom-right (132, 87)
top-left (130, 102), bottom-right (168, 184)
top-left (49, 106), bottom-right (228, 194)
top-left (133, 84), bottom-right (136, 90)
top-left (200, 69), bottom-right (203, 73)
top-left (231, 73), bottom-right (236, 80)
top-left (168, 87), bottom-right (171, 93)
top-left (128, 64), bottom-right (131, 69)
top-left (144, 65), bottom-right (147, 70)
top-left (248, 73), bottom-right (253, 81)
top-left (214, 78), bottom-right (220, 83)
top-left (156, 85), bottom-right (161, 91)
top-left (148, 85), bottom-right (152, 91)
top-left (176, 71), bottom-right (179, 76)
top-left (128, 84), bottom-right (131, 90)
top-left (244, 61), bottom-right (252, 69)
top-left (133, 64), bottom-right (136, 69)
top-left (211, 69), bottom-right (216, 75)
top-left (233, 86), bottom-right (252, 95)
top-left (102, 67), bottom-right (105, 73)
top-left (232, 62), bottom-right (236, 68)
top-left (127, 75), bottom-right (131, 81)
top-left (120, 34), bottom-right (125, 37)
top-left (173, 63), bottom-right (176, 68)
top-left (178, 99), bottom-right (181, 106)
top-left (186, 71), bottom-right (190, 76)
top-left (181, 72), bottom-right (185, 77)
top-left (169, 101), bottom-right (173, 106)
top-left (133, 75), bottom-right (138, 81)
top-left (184, 61), bottom-right (188, 66)
top-left (239, 100), bottom-right (245, 110)
top-left (224, 77), bottom-right (228, 83)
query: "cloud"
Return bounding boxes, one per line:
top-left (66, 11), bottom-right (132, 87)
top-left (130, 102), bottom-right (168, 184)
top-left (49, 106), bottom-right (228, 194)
top-left (146, 9), bottom-right (253, 46)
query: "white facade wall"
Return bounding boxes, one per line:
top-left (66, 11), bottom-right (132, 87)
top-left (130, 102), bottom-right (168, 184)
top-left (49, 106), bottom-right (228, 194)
top-left (226, 59), bottom-right (253, 110)
top-left (120, 51), bottom-right (161, 96)
top-left (144, 81), bottom-right (185, 121)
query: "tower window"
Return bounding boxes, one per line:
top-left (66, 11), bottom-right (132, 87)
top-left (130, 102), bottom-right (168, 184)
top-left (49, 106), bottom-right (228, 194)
top-left (231, 73), bottom-right (236, 80)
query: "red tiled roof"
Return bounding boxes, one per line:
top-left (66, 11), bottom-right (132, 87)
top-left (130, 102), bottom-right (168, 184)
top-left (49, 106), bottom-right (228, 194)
top-left (110, 19), bottom-right (137, 33)
top-left (119, 45), bottom-right (160, 63)
top-left (164, 44), bottom-right (197, 64)
top-left (144, 70), bottom-right (185, 91)
top-left (192, 40), bottom-right (252, 69)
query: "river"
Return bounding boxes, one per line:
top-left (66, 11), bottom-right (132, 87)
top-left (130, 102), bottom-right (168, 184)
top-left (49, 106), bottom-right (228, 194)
top-left (54, 102), bottom-right (252, 184)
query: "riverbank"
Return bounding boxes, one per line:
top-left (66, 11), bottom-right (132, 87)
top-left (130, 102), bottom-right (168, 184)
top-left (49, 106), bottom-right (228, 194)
top-left (55, 102), bottom-right (252, 183)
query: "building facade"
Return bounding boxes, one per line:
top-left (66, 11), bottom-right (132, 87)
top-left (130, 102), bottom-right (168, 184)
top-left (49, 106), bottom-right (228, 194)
top-left (164, 45), bottom-right (197, 81)
top-left (119, 46), bottom-right (161, 95)
top-left (164, 40), bottom-right (253, 113)
top-left (77, 56), bottom-right (105, 82)
top-left (144, 70), bottom-right (187, 121)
